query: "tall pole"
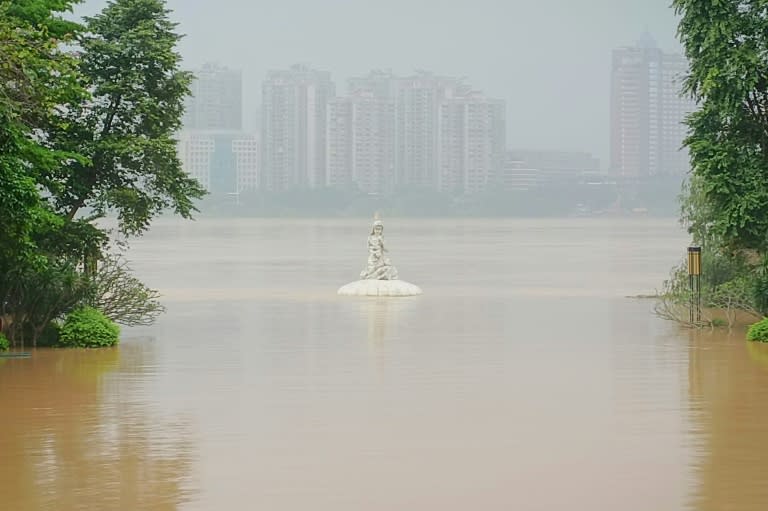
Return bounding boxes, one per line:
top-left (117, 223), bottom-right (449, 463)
top-left (688, 246), bottom-right (702, 324)
top-left (689, 273), bottom-right (694, 323)
top-left (696, 272), bottom-right (702, 322)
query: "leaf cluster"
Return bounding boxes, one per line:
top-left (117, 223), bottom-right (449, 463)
top-left (674, 0), bottom-right (768, 252)
top-left (747, 317), bottom-right (768, 342)
top-left (59, 306), bottom-right (120, 348)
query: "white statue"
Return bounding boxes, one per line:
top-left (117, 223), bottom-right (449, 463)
top-left (337, 214), bottom-right (422, 297)
top-left (360, 218), bottom-right (399, 280)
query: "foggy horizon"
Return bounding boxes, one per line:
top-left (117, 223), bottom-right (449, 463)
top-left (75, 0), bottom-right (682, 163)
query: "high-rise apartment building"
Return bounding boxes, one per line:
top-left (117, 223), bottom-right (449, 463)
top-left (338, 70), bottom-right (506, 194)
top-left (178, 131), bottom-right (259, 194)
top-left (178, 132), bottom-right (215, 191)
top-left (261, 64), bottom-right (336, 191)
top-left (232, 135), bottom-right (260, 191)
top-left (659, 52), bottom-right (693, 177)
top-left (394, 72), bottom-right (467, 189)
top-left (437, 92), bottom-right (505, 194)
top-left (348, 70), bottom-right (398, 99)
top-left (326, 90), bottom-right (395, 193)
top-left (183, 63), bottom-right (243, 131)
top-left (610, 34), bottom-right (695, 178)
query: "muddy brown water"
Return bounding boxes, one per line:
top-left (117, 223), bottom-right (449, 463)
top-left (2, 218), bottom-right (767, 510)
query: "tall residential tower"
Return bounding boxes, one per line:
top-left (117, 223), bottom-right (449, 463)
top-left (326, 90), bottom-right (395, 193)
top-left (261, 64), bottom-right (336, 191)
top-left (437, 91), bottom-right (506, 194)
top-left (609, 33), bottom-right (695, 178)
top-left (183, 63), bottom-right (243, 131)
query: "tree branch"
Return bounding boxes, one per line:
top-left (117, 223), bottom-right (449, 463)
top-left (65, 94), bottom-right (122, 220)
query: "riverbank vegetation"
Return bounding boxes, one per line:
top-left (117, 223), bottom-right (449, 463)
top-left (0, 0), bottom-right (204, 348)
top-left (658, 2), bottom-right (768, 337)
top-left (747, 318), bottom-right (768, 343)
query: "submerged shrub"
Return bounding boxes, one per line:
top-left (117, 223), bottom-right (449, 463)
top-left (59, 307), bottom-right (120, 348)
top-left (746, 318), bottom-right (768, 343)
top-left (37, 322), bottom-right (61, 348)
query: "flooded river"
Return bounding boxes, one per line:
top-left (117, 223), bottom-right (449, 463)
top-left (2, 218), bottom-right (767, 510)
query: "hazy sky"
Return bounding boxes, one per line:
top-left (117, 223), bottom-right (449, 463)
top-left (77, 0), bottom-right (681, 167)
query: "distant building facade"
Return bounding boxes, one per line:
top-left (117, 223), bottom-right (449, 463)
top-left (505, 150), bottom-right (603, 189)
top-left (261, 64), bottom-right (336, 191)
top-left (183, 63), bottom-right (243, 131)
top-left (499, 158), bottom-right (539, 191)
top-left (610, 33), bottom-right (695, 178)
top-left (508, 149), bottom-right (602, 185)
top-left (394, 72), bottom-right (466, 190)
top-left (178, 131), bottom-right (259, 194)
top-left (347, 69), bottom-right (398, 99)
top-left (326, 90), bottom-right (395, 193)
top-left (336, 70), bottom-right (506, 194)
top-left (438, 91), bottom-right (505, 194)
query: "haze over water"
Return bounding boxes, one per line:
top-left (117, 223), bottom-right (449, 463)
top-left (2, 218), bottom-right (768, 510)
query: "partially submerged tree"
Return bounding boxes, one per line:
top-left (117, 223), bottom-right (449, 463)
top-left (656, 1), bottom-right (768, 328)
top-left (0, 0), bottom-right (202, 346)
top-left (86, 253), bottom-right (165, 327)
top-left (0, 1), bottom-right (90, 345)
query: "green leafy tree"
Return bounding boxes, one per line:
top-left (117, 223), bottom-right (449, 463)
top-left (674, 0), bottom-right (768, 253)
top-left (1, 1), bottom-right (86, 169)
top-left (1, 0), bottom-right (199, 345)
top-left (46, 0), bottom-right (205, 236)
top-left (0, 0), bottom-right (90, 266)
top-left (5, 0), bottom-right (82, 37)
top-left (0, 1), bottom-right (90, 345)
top-left (0, 2), bottom-right (75, 265)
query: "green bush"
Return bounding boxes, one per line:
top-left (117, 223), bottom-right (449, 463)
top-left (0, 333), bottom-right (9, 352)
top-left (59, 307), bottom-right (120, 348)
top-left (746, 318), bottom-right (768, 343)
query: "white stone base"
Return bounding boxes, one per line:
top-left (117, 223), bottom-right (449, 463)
top-left (337, 279), bottom-right (422, 297)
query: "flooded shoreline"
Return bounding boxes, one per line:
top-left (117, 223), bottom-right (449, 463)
top-left (2, 218), bottom-right (767, 510)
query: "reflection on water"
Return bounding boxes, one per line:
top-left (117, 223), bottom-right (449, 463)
top-left (0, 344), bottom-right (195, 511)
top-left (2, 218), bottom-right (767, 510)
top-left (359, 297), bottom-right (418, 379)
top-left (688, 331), bottom-right (768, 510)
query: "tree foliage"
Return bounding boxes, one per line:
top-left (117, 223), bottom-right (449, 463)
top-left (46, 0), bottom-right (205, 236)
top-left (0, 262), bottom-right (90, 346)
top-left (674, 0), bottom-right (768, 252)
top-left (0, 0), bottom-right (199, 346)
top-left (59, 306), bottom-right (120, 348)
top-left (86, 254), bottom-right (165, 327)
top-left (747, 317), bottom-right (768, 342)
top-left (5, 0), bottom-right (82, 37)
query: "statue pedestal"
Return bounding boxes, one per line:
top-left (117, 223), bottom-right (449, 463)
top-left (337, 280), bottom-right (422, 297)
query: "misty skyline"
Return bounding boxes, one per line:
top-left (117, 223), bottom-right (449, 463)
top-left (76, 0), bottom-right (682, 163)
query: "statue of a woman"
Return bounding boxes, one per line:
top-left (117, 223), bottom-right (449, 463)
top-left (360, 218), bottom-right (399, 280)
